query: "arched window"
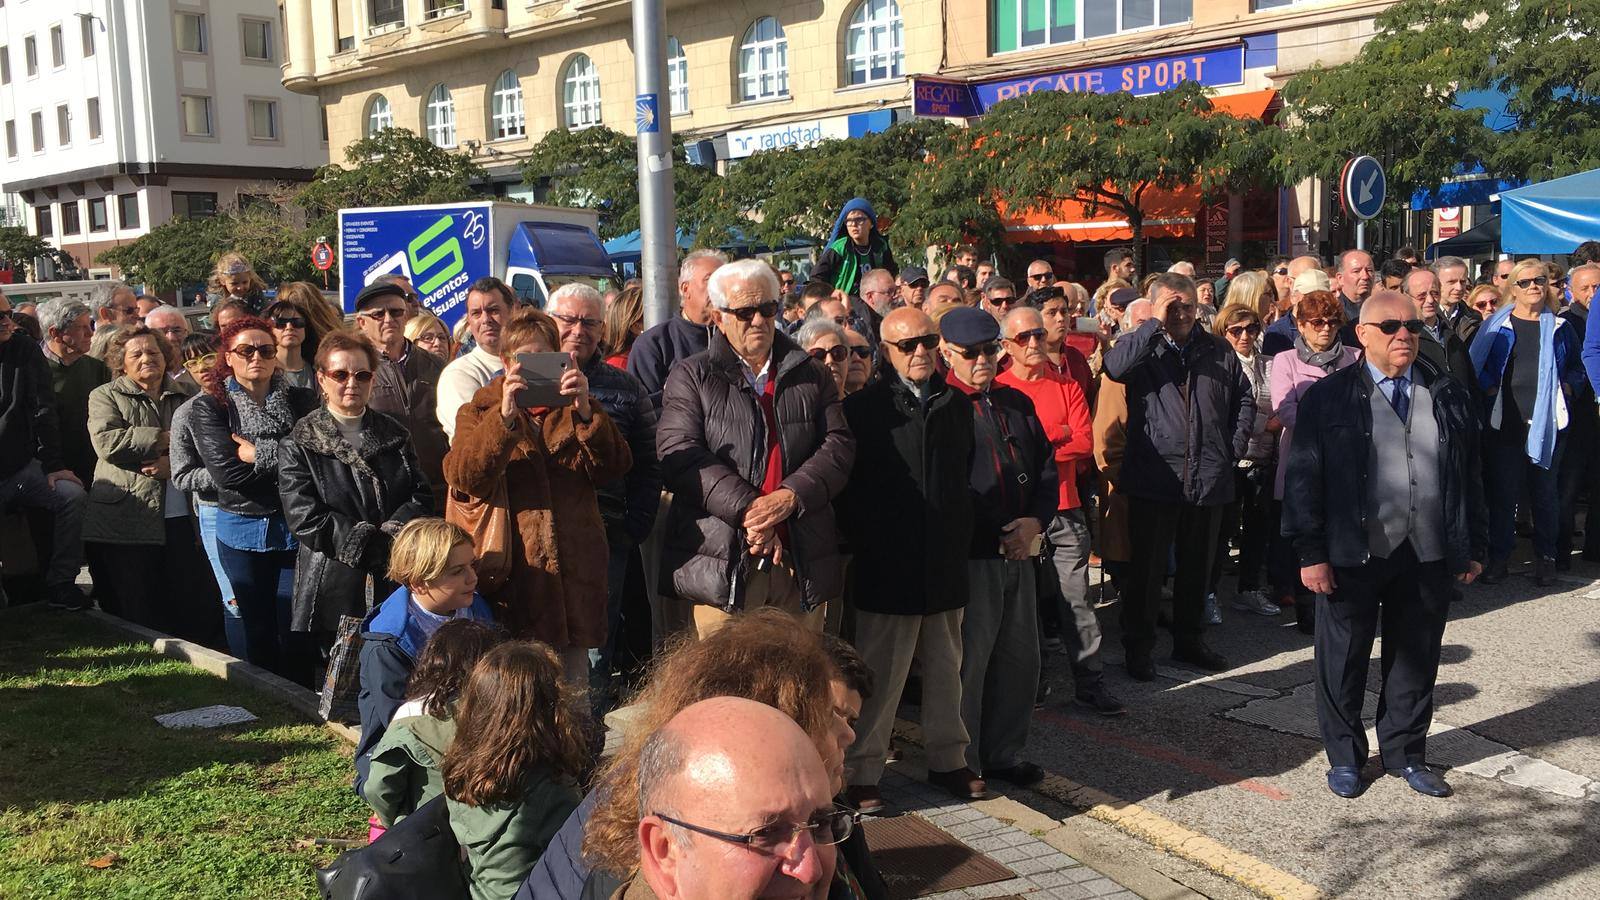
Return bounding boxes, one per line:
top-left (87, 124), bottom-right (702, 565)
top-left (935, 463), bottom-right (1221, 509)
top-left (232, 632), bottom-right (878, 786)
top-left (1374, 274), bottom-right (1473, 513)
top-left (738, 17), bottom-right (788, 102)
top-left (667, 37), bottom-right (689, 115)
top-left (846, 0), bottom-right (903, 85)
top-left (365, 94), bottom-right (392, 136)
top-left (425, 83), bottom-right (455, 147)
top-left (562, 54), bottom-right (601, 129)
top-left (490, 69), bottom-right (524, 139)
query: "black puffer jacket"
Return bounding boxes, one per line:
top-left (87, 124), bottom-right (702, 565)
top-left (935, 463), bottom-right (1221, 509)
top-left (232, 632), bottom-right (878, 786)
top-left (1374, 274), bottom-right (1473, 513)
top-left (278, 407), bottom-right (434, 633)
top-left (1103, 319), bottom-right (1254, 507)
top-left (585, 355), bottom-right (661, 543)
top-left (0, 334), bottom-right (63, 480)
top-left (656, 330), bottom-right (854, 612)
top-left (837, 373), bottom-right (975, 616)
top-left (186, 375), bottom-right (319, 517)
top-left (1282, 358), bottom-right (1488, 575)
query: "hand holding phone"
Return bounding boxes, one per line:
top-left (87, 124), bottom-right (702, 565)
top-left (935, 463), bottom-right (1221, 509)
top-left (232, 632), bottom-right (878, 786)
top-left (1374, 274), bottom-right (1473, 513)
top-left (513, 352), bottom-right (576, 410)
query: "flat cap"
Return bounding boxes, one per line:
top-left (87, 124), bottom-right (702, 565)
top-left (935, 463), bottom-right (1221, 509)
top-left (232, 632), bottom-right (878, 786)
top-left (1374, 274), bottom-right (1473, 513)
top-left (1107, 287), bottom-right (1140, 309)
top-left (939, 305), bottom-right (1000, 346)
top-left (899, 265), bottom-right (929, 285)
top-left (1293, 269), bottom-right (1332, 295)
top-left (353, 281), bottom-right (410, 311)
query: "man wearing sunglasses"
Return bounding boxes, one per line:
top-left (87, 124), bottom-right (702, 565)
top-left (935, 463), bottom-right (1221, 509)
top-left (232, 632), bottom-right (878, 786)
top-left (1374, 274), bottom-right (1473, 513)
top-left (1103, 272), bottom-right (1254, 680)
top-left (1283, 292), bottom-right (1487, 800)
top-left (635, 697), bottom-right (839, 899)
top-left (1026, 259), bottom-right (1056, 292)
top-left (354, 281), bottom-right (450, 511)
top-left (91, 281), bottom-right (139, 329)
top-left (656, 259), bottom-right (853, 640)
top-left (838, 307), bottom-right (983, 813)
top-left (979, 277), bottom-right (1020, 323)
top-left (938, 307), bottom-right (1058, 788)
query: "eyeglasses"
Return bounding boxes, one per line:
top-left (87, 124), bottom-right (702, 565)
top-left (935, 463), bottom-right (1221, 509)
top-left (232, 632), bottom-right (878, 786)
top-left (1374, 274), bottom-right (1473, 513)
top-left (888, 333), bottom-right (940, 354)
top-left (114, 306), bottom-right (138, 316)
top-left (652, 806), bottom-right (856, 853)
top-left (272, 317), bottom-right (306, 329)
top-left (809, 345), bottom-right (849, 363)
top-left (228, 343), bottom-right (278, 360)
top-left (1411, 289), bottom-right (1441, 300)
top-left (552, 312), bottom-right (604, 330)
top-left (1028, 273), bottom-right (1053, 281)
top-left (725, 301), bottom-right (780, 322)
top-left (848, 345), bottom-right (873, 359)
top-left (183, 353), bottom-right (217, 372)
top-left (358, 307), bottom-right (408, 320)
top-left (844, 216), bottom-right (872, 227)
top-left (953, 341), bottom-right (1001, 360)
top-left (1226, 323), bottom-right (1262, 337)
top-left (1364, 318), bottom-right (1424, 335)
top-left (1515, 276), bottom-right (1550, 290)
top-left (321, 369), bottom-right (375, 384)
top-left (1008, 328), bottom-right (1048, 344)
top-left (1274, 267), bottom-right (1290, 276)
top-left (987, 295), bottom-right (1018, 308)
top-left (1300, 317), bottom-right (1342, 330)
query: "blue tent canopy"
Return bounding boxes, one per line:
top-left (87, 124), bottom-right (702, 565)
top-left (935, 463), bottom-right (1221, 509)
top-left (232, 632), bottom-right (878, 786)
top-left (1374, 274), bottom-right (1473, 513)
top-left (1499, 168), bottom-right (1600, 255)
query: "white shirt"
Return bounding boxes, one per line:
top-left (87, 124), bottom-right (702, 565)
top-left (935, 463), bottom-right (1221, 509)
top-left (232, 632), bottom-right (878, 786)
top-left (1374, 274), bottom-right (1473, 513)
top-left (437, 346), bottom-right (505, 441)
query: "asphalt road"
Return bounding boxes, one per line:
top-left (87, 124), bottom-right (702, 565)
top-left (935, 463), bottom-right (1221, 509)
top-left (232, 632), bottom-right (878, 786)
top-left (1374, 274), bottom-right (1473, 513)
top-left (1014, 553), bottom-right (1600, 899)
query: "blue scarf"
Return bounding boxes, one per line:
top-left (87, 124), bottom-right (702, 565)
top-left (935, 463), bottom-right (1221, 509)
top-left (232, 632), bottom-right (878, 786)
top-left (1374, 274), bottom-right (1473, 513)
top-left (1468, 305), bottom-right (1561, 469)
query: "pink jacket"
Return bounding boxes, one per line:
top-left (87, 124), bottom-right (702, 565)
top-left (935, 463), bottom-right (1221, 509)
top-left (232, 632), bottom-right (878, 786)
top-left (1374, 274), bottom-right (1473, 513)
top-left (1269, 345), bottom-right (1362, 499)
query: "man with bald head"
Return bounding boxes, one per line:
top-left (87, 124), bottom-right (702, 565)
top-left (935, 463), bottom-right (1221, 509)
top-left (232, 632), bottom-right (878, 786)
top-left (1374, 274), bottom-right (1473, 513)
top-left (1404, 267), bottom-right (1474, 386)
top-left (1284, 291), bottom-right (1486, 800)
top-left (1334, 250), bottom-right (1375, 342)
top-left (837, 306), bottom-right (983, 813)
top-left (633, 697), bottom-right (840, 900)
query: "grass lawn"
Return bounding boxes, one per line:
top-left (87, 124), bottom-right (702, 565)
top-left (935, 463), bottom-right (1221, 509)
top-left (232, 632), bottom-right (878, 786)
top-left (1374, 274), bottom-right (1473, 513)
top-left (0, 605), bottom-right (367, 899)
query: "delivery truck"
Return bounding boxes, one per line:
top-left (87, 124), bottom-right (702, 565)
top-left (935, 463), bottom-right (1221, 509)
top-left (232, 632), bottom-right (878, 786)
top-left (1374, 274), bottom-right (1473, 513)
top-left (337, 201), bottom-right (616, 328)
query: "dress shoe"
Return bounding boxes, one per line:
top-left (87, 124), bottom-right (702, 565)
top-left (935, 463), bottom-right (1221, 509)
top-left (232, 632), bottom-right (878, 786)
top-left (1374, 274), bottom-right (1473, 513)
top-left (927, 767), bottom-right (990, 801)
top-left (1126, 653), bottom-right (1156, 682)
top-left (884, 742), bottom-right (901, 764)
top-left (1478, 558), bottom-right (1510, 584)
top-left (1535, 556), bottom-right (1556, 587)
top-left (1074, 680), bottom-right (1128, 716)
top-left (985, 761), bottom-right (1045, 787)
top-left (1388, 764), bottom-right (1452, 797)
top-left (844, 784), bottom-right (890, 816)
top-left (1555, 554), bottom-right (1573, 572)
top-left (1326, 766), bottom-right (1365, 798)
top-left (1172, 640), bottom-right (1228, 673)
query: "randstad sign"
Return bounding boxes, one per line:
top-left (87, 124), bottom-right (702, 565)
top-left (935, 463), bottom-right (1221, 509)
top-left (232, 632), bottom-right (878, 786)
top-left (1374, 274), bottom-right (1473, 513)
top-left (913, 45), bottom-right (1244, 118)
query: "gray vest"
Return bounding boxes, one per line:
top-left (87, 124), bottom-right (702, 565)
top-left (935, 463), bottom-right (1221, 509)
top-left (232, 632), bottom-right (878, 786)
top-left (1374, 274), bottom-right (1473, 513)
top-left (1367, 375), bottom-right (1448, 562)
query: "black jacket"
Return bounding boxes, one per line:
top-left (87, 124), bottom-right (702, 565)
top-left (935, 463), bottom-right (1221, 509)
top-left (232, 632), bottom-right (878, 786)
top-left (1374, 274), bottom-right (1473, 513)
top-left (585, 355), bottom-right (661, 544)
top-left (838, 372), bottom-right (975, 616)
top-left (949, 378), bottom-right (1058, 558)
top-left (369, 342), bottom-right (448, 513)
top-left (278, 407), bottom-right (434, 633)
top-left (1445, 303), bottom-right (1484, 345)
top-left (187, 376), bottom-right (320, 518)
top-left (1561, 304), bottom-right (1597, 446)
top-left (1418, 323), bottom-right (1478, 402)
top-left (1281, 358), bottom-right (1488, 575)
top-left (656, 330), bottom-right (855, 612)
top-left (1102, 320), bottom-right (1254, 507)
top-left (627, 315), bottom-right (714, 409)
top-left (0, 335), bottom-right (63, 479)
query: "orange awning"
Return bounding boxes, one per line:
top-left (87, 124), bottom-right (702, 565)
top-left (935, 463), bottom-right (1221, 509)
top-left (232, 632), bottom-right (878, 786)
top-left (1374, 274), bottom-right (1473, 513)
top-left (1209, 88), bottom-right (1278, 121)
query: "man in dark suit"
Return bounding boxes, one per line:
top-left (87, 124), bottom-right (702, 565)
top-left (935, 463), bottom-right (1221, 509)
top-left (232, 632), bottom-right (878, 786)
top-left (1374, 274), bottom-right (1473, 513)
top-left (1561, 263), bottom-right (1600, 564)
top-left (1406, 267), bottom-right (1475, 392)
top-left (1284, 291), bottom-right (1488, 800)
top-left (1435, 255), bottom-right (1483, 345)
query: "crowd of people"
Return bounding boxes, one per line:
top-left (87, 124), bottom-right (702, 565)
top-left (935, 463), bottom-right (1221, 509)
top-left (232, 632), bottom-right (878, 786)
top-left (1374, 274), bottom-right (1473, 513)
top-left (3, 209), bottom-right (1600, 897)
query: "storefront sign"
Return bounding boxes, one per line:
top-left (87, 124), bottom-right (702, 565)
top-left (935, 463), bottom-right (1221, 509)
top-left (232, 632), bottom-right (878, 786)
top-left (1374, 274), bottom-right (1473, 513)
top-left (1435, 206), bottom-right (1461, 241)
top-left (913, 45), bottom-right (1245, 118)
top-left (1204, 202), bottom-right (1229, 278)
top-left (725, 110), bottom-right (897, 159)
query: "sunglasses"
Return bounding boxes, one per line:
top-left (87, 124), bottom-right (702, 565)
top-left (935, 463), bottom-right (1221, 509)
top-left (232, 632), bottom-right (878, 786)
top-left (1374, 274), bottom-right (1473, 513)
top-left (1300, 317), bottom-right (1342, 329)
top-left (725, 301), bottom-right (780, 322)
top-left (114, 306), bottom-right (138, 316)
top-left (1028, 273), bottom-right (1052, 281)
top-left (889, 333), bottom-right (940, 354)
top-left (1364, 318), bottom-right (1424, 335)
top-left (1274, 267), bottom-right (1290, 276)
top-left (952, 341), bottom-right (1001, 360)
top-left (848, 345), bottom-right (873, 359)
top-left (808, 345), bottom-right (849, 363)
top-left (321, 369), bottom-right (375, 384)
top-left (1008, 328), bottom-right (1048, 344)
top-left (359, 307), bottom-right (408, 320)
top-left (1515, 276), bottom-right (1550, 289)
top-left (987, 295), bottom-right (1019, 308)
top-left (1226, 323), bottom-right (1262, 337)
top-left (272, 317), bottom-right (306, 329)
top-left (229, 343), bottom-right (278, 360)
top-left (552, 313), bottom-right (603, 330)
top-left (0, 310), bottom-right (13, 321)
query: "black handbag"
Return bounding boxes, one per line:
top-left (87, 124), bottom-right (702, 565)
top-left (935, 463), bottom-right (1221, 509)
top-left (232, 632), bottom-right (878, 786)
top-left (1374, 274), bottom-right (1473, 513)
top-left (315, 795), bottom-right (469, 900)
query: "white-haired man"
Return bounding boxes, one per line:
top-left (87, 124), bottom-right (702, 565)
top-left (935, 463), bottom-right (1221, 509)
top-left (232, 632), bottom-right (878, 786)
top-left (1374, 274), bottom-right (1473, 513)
top-left (629, 249), bottom-right (728, 410)
top-left (92, 281), bottom-right (138, 328)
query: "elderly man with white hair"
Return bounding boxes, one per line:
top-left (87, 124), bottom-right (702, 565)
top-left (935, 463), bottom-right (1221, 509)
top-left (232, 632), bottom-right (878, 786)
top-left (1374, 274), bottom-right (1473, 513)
top-left (142, 305), bottom-right (197, 388)
top-left (92, 281), bottom-right (139, 328)
top-left (549, 282), bottom-right (661, 712)
top-left (655, 259), bottom-right (855, 638)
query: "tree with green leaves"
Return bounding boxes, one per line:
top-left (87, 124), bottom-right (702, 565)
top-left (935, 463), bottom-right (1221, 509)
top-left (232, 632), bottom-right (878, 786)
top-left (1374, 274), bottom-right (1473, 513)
top-left (298, 128), bottom-right (488, 218)
top-left (900, 83), bottom-right (1278, 274)
top-left (99, 215), bottom-right (232, 293)
top-left (0, 226), bottom-right (79, 281)
top-left (1281, 0), bottom-right (1600, 211)
top-left (519, 126), bottom-right (720, 241)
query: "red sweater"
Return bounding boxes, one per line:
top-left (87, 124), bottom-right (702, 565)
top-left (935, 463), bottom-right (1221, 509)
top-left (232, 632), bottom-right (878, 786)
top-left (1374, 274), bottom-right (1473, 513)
top-left (996, 366), bottom-right (1093, 511)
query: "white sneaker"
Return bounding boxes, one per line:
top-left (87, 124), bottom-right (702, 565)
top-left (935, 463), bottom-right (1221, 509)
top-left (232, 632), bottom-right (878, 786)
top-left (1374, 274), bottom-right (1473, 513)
top-left (1204, 592), bottom-right (1223, 625)
top-left (1231, 590), bottom-right (1282, 617)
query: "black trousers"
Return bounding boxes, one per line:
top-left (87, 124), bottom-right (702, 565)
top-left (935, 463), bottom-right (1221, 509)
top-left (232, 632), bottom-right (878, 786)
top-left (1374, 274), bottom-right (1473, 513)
top-left (89, 516), bottom-right (225, 650)
top-left (1315, 541), bottom-right (1452, 770)
top-left (1123, 496), bottom-right (1222, 657)
top-left (1558, 419), bottom-right (1600, 559)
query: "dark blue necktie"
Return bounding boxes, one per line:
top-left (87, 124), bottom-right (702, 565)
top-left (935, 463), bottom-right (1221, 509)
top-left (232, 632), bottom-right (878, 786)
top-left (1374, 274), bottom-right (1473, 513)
top-left (1389, 376), bottom-right (1410, 424)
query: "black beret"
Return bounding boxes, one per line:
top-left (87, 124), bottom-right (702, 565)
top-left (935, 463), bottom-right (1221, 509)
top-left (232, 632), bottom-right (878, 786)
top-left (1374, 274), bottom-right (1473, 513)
top-left (939, 306), bottom-right (1000, 346)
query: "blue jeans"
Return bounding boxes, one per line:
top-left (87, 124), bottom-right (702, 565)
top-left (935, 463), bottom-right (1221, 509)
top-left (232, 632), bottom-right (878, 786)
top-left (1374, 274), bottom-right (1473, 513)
top-left (1486, 425), bottom-right (1564, 561)
top-left (195, 502), bottom-right (246, 658)
top-left (588, 534), bottom-right (634, 715)
top-left (216, 542), bottom-right (296, 680)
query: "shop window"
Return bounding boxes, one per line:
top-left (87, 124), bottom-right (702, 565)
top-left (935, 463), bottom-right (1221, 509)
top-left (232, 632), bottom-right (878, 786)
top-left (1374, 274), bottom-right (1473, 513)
top-left (738, 17), bottom-right (788, 102)
top-left (846, 0), bottom-right (903, 86)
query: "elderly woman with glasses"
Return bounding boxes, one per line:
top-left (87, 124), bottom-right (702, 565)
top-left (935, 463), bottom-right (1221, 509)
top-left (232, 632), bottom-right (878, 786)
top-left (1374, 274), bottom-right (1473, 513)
top-left (181, 316), bottom-right (320, 682)
top-left (278, 330), bottom-right (433, 651)
top-left (1209, 303), bottom-right (1279, 620)
top-left (1270, 290), bottom-right (1361, 632)
top-left (1469, 258), bottom-right (1585, 585)
top-left (797, 317), bottom-right (850, 397)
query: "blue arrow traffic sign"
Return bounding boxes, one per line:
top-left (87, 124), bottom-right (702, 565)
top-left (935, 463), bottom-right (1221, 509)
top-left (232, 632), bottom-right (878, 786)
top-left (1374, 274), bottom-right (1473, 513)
top-left (1341, 155), bottom-right (1386, 221)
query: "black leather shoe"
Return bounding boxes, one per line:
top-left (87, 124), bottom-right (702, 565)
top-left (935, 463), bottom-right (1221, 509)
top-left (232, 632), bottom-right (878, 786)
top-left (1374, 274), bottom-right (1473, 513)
top-left (1388, 764), bottom-right (1452, 797)
top-left (1074, 681), bottom-right (1128, 716)
top-left (1126, 653), bottom-right (1156, 682)
top-left (1326, 766), bottom-right (1365, 798)
top-left (1478, 559), bottom-right (1510, 584)
top-left (1555, 554), bottom-right (1573, 572)
top-left (1535, 557), bottom-right (1556, 587)
top-left (1172, 640), bottom-right (1228, 672)
top-left (986, 761), bottom-right (1046, 787)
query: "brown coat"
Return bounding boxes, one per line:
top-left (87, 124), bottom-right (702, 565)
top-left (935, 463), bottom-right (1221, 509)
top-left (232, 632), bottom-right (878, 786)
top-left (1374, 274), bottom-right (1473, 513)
top-left (442, 377), bottom-right (632, 649)
top-left (1092, 374), bottom-right (1132, 563)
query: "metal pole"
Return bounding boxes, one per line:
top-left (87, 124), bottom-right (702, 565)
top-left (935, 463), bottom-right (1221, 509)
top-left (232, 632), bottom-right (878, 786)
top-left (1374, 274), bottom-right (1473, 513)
top-left (633, 0), bottom-right (676, 328)
top-left (1356, 220), bottom-right (1365, 252)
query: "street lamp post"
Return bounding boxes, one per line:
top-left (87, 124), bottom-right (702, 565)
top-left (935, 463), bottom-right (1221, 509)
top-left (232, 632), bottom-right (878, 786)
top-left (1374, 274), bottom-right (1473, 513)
top-left (632, 0), bottom-right (676, 328)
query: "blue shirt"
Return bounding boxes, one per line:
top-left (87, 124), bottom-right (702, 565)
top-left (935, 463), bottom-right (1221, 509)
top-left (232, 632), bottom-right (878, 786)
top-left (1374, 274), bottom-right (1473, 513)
top-left (214, 508), bottom-right (297, 552)
top-left (1366, 361), bottom-right (1414, 407)
top-left (402, 595), bottom-right (491, 656)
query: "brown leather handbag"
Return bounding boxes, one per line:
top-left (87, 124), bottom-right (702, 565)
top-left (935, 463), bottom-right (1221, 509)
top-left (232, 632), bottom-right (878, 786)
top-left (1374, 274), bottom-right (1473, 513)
top-left (444, 477), bottom-right (513, 592)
